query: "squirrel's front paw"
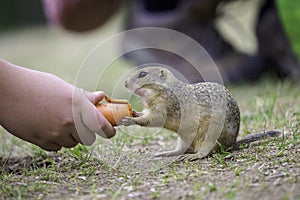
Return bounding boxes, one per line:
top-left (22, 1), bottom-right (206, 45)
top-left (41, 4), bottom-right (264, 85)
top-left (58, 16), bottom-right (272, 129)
top-left (120, 117), bottom-right (135, 126)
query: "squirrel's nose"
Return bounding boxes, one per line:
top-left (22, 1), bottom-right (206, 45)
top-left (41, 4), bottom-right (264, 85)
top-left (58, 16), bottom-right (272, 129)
top-left (124, 80), bottom-right (128, 88)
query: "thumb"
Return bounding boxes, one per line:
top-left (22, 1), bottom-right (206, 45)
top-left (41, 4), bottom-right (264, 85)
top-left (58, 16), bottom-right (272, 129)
top-left (84, 91), bottom-right (105, 105)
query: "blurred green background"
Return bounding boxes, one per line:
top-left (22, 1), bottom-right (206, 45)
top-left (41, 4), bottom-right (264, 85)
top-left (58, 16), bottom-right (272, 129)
top-left (0, 0), bottom-right (300, 57)
top-left (277, 0), bottom-right (300, 58)
top-left (0, 0), bottom-right (299, 92)
top-left (0, 0), bottom-right (299, 57)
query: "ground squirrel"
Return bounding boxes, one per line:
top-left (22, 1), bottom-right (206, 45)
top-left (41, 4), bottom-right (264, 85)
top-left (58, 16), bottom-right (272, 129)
top-left (121, 66), bottom-right (280, 161)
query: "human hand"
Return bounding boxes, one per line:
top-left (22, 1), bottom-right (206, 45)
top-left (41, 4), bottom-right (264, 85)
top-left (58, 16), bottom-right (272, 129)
top-left (0, 60), bottom-right (115, 151)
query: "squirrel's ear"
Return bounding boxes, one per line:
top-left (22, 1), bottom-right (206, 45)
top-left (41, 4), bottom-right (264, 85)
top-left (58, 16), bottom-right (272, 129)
top-left (160, 69), bottom-right (165, 78)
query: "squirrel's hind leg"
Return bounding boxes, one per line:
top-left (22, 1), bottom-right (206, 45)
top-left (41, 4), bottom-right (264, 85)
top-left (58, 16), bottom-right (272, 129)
top-left (154, 137), bottom-right (189, 157)
top-left (176, 141), bottom-right (211, 161)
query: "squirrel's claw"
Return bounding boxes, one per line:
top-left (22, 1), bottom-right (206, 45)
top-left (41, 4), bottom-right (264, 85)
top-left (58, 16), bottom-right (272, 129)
top-left (176, 154), bottom-right (200, 162)
top-left (120, 117), bottom-right (135, 126)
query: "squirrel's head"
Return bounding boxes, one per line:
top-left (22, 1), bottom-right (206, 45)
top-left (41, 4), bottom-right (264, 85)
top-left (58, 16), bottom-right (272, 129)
top-left (124, 66), bottom-right (176, 96)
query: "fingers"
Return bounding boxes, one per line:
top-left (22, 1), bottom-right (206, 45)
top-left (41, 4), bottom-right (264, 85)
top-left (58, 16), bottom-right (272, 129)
top-left (82, 90), bottom-right (116, 138)
top-left (34, 90), bottom-right (114, 150)
top-left (72, 89), bottom-right (116, 145)
top-left (93, 105), bottom-right (116, 138)
top-left (34, 140), bottom-right (62, 151)
top-left (84, 91), bottom-right (105, 105)
top-left (37, 130), bottom-right (79, 150)
top-left (42, 144), bottom-right (62, 151)
top-left (69, 127), bottom-right (85, 145)
top-left (80, 96), bottom-right (116, 138)
top-left (58, 133), bottom-right (79, 148)
top-left (73, 116), bottom-right (97, 145)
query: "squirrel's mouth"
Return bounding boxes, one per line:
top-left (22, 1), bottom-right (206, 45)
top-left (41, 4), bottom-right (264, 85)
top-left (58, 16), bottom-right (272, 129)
top-left (133, 87), bottom-right (145, 96)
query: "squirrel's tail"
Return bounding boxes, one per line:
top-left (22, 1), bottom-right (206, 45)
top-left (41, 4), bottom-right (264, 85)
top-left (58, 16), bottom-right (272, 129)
top-left (231, 130), bottom-right (281, 150)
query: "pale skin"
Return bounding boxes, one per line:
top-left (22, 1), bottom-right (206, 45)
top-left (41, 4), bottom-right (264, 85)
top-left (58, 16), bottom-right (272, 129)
top-left (0, 1), bottom-right (118, 151)
top-left (0, 59), bottom-right (116, 151)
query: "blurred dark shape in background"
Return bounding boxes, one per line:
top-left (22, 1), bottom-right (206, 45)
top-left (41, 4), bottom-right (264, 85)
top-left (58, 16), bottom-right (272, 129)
top-left (1, 0), bottom-right (299, 84)
top-left (0, 0), bottom-right (45, 30)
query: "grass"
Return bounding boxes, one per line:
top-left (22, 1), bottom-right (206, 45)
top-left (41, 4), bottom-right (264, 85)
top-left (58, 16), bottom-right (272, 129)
top-left (1, 78), bottom-right (299, 200)
top-left (0, 1), bottom-right (300, 199)
top-left (277, 0), bottom-right (300, 57)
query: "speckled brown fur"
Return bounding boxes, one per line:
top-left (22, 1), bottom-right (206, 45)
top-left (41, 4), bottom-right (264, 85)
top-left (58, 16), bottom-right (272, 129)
top-left (121, 67), bottom-right (278, 161)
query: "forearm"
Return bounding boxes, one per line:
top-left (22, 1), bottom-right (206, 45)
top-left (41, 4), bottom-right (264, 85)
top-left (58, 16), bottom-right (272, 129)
top-left (0, 59), bottom-right (41, 139)
top-left (0, 59), bottom-right (72, 134)
top-left (0, 59), bottom-right (36, 118)
top-left (42, 0), bottom-right (121, 32)
top-left (0, 59), bottom-right (71, 111)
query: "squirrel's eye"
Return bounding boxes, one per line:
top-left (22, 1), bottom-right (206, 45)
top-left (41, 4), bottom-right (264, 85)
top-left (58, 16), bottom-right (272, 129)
top-left (138, 71), bottom-right (148, 78)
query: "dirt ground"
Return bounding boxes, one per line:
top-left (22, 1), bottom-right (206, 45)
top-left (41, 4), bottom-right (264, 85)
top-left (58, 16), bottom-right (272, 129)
top-left (1, 129), bottom-right (299, 200)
